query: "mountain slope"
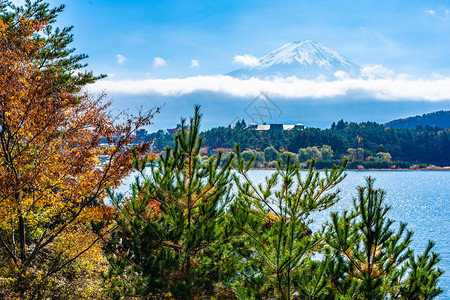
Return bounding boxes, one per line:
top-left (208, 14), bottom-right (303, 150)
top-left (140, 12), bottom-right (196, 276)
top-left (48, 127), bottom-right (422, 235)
top-left (227, 40), bottom-right (360, 79)
top-left (385, 110), bottom-right (450, 129)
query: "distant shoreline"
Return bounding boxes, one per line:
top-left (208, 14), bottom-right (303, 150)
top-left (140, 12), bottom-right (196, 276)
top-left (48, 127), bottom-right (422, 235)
top-left (247, 167), bottom-right (450, 171)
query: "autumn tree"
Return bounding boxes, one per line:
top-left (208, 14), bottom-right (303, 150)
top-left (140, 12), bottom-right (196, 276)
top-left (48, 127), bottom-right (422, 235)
top-left (1, 0), bottom-right (104, 90)
top-left (0, 2), bottom-right (155, 298)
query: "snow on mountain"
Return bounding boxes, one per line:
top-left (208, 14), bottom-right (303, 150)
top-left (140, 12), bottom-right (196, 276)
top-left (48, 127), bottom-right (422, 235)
top-left (227, 40), bottom-right (360, 79)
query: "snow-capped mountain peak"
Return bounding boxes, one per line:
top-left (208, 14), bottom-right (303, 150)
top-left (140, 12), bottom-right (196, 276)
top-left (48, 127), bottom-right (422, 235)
top-left (259, 40), bottom-right (355, 68)
top-left (228, 40), bottom-right (360, 79)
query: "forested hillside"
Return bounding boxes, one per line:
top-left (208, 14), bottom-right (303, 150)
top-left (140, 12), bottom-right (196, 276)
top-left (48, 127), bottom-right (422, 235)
top-left (385, 110), bottom-right (450, 129)
top-left (142, 120), bottom-right (450, 167)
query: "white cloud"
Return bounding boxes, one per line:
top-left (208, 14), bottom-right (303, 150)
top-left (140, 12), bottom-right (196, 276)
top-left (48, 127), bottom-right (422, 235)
top-left (89, 75), bottom-right (450, 102)
top-left (334, 71), bottom-right (350, 80)
top-left (191, 59), bottom-right (199, 67)
top-left (425, 8), bottom-right (450, 20)
top-left (233, 54), bottom-right (260, 67)
top-left (154, 57), bottom-right (167, 67)
top-left (116, 54), bottom-right (128, 65)
top-left (361, 65), bottom-right (395, 79)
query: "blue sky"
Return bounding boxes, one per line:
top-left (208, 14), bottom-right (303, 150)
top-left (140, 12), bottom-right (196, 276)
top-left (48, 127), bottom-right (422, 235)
top-left (11, 0), bottom-right (450, 129)
top-left (21, 0), bottom-right (450, 79)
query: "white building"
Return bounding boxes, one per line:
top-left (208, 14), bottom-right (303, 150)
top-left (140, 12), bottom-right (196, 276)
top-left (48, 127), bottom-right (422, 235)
top-left (248, 123), bottom-right (305, 131)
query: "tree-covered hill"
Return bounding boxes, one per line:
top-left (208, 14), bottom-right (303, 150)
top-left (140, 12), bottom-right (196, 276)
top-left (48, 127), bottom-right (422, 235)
top-left (385, 110), bottom-right (450, 129)
top-left (141, 120), bottom-right (450, 167)
top-left (203, 123), bottom-right (449, 166)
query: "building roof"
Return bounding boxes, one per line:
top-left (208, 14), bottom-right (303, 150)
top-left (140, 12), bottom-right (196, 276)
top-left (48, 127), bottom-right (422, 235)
top-left (256, 125), bottom-right (271, 130)
top-left (248, 123), bottom-right (305, 131)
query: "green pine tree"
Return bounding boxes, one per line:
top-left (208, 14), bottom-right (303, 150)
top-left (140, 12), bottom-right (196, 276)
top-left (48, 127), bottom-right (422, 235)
top-left (231, 151), bottom-right (348, 299)
top-left (106, 106), bottom-right (238, 299)
top-left (324, 177), bottom-right (443, 299)
top-left (1, 0), bottom-right (105, 91)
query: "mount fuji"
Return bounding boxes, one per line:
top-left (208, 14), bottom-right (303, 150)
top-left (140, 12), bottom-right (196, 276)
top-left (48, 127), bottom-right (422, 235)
top-left (227, 40), bottom-right (361, 79)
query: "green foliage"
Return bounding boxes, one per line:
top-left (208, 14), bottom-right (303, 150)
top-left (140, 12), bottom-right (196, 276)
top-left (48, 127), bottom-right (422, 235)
top-left (144, 118), bottom-right (449, 166)
top-left (298, 146), bottom-right (322, 162)
top-left (189, 121), bottom-right (449, 166)
top-left (242, 149), bottom-right (254, 161)
top-left (398, 241), bottom-right (444, 298)
top-left (376, 152), bottom-right (392, 162)
top-left (105, 106), bottom-right (238, 298)
top-left (231, 153), bottom-right (348, 299)
top-left (347, 147), bottom-right (365, 161)
top-left (324, 178), bottom-right (443, 299)
top-left (280, 151), bottom-right (298, 164)
top-left (314, 159), bottom-right (346, 169)
top-left (394, 160), bottom-right (411, 169)
top-left (264, 146), bottom-right (279, 162)
top-left (320, 145), bottom-right (334, 160)
top-left (347, 160), bottom-right (390, 169)
top-left (1, 0), bottom-right (104, 91)
top-left (385, 110), bottom-right (450, 130)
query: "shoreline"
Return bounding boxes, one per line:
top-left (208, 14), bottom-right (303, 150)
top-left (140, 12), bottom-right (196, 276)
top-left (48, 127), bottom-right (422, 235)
top-left (246, 167), bottom-right (450, 171)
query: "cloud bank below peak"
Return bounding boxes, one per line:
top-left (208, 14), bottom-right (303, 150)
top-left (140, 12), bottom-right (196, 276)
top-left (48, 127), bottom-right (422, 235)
top-left (90, 71), bottom-right (450, 102)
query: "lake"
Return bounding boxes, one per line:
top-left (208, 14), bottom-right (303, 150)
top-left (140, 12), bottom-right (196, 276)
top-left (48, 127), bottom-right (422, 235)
top-left (118, 170), bottom-right (450, 298)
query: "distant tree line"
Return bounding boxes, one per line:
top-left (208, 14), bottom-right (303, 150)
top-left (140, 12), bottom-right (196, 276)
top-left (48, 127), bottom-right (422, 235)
top-left (138, 120), bottom-right (450, 167)
top-left (385, 110), bottom-right (450, 130)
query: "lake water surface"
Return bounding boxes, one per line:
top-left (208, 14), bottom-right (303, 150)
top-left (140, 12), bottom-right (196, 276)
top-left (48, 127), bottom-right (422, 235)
top-left (245, 170), bottom-right (450, 298)
top-left (119, 170), bottom-right (450, 298)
